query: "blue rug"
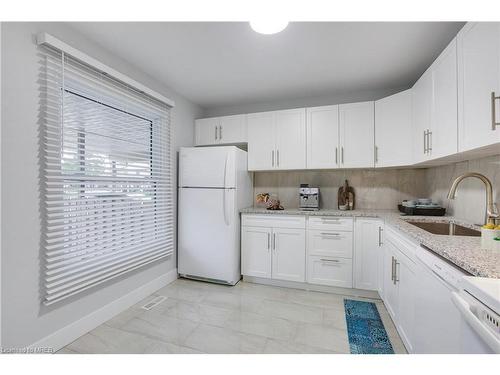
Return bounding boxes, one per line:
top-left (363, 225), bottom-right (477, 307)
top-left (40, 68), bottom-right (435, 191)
top-left (344, 299), bottom-right (394, 354)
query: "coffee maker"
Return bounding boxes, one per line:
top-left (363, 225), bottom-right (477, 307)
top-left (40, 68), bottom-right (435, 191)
top-left (299, 184), bottom-right (320, 211)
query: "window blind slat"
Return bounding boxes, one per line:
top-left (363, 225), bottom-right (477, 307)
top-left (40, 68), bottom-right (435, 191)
top-left (40, 45), bottom-right (173, 305)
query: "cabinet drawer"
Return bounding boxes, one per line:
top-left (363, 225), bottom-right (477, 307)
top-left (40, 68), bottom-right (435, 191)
top-left (307, 229), bottom-right (353, 258)
top-left (241, 214), bottom-right (306, 229)
top-left (307, 256), bottom-right (353, 288)
top-left (307, 216), bottom-right (353, 231)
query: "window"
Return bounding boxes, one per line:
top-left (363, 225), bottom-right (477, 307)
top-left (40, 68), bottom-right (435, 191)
top-left (40, 44), bottom-right (173, 305)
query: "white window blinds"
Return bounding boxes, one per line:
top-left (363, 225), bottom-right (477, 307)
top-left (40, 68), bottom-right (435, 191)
top-left (39, 44), bottom-right (174, 305)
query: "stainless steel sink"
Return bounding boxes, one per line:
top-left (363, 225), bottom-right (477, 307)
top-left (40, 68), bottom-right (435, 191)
top-left (406, 221), bottom-right (481, 237)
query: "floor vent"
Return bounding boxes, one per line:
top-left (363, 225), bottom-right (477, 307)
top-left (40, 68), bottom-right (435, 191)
top-left (141, 296), bottom-right (167, 310)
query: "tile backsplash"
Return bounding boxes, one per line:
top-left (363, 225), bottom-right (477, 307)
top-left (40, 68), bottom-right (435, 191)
top-left (424, 154), bottom-right (500, 225)
top-left (253, 169), bottom-right (428, 210)
top-left (253, 154), bottom-right (500, 225)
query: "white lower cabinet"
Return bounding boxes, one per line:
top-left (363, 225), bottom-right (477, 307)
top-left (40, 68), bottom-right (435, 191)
top-left (241, 215), bottom-right (306, 282)
top-left (272, 228), bottom-right (306, 282)
top-left (306, 217), bottom-right (353, 288)
top-left (382, 226), bottom-right (417, 353)
top-left (241, 226), bottom-right (272, 278)
top-left (354, 218), bottom-right (384, 291)
top-left (307, 256), bottom-right (353, 288)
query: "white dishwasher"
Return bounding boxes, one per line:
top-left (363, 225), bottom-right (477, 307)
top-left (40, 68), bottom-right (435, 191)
top-left (451, 277), bottom-right (500, 354)
top-left (413, 245), bottom-right (467, 354)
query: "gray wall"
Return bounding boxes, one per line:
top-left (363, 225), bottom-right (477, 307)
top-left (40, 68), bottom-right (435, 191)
top-left (203, 87), bottom-right (404, 117)
top-left (0, 22), bottom-right (203, 347)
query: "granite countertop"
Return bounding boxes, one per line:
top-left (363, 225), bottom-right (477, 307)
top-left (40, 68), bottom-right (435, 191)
top-left (240, 207), bottom-right (499, 279)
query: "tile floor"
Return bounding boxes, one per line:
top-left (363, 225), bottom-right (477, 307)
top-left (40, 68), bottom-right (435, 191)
top-left (58, 279), bottom-right (407, 354)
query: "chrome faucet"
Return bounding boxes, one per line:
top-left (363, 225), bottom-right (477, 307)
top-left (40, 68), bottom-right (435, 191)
top-left (447, 172), bottom-right (499, 226)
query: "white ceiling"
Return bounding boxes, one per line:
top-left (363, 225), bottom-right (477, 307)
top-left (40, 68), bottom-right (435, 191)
top-left (68, 22), bottom-right (465, 109)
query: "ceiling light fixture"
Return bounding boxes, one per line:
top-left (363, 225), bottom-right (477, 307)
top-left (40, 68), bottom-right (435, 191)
top-left (249, 20), bottom-right (289, 35)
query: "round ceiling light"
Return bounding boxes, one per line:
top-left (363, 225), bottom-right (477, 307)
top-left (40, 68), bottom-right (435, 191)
top-left (249, 20), bottom-right (289, 35)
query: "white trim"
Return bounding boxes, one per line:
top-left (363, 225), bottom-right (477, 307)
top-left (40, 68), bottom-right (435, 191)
top-left (30, 268), bottom-right (178, 352)
top-left (35, 32), bottom-right (175, 108)
top-left (242, 276), bottom-right (381, 300)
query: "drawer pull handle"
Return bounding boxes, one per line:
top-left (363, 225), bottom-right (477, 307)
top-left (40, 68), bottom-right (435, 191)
top-left (320, 258), bottom-right (340, 262)
top-left (320, 232), bottom-right (340, 236)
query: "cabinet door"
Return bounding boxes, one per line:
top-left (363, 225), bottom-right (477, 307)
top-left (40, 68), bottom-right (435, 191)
top-left (195, 118), bottom-right (218, 146)
top-left (375, 90), bottom-right (412, 167)
top-left (219, 114), bottom-right (247, 144)
top-left (247, 112), bottom-right (276, 170)
top-left (395, 254), bottom-right (416, 353)
top-left (275, 109), bottom-right (306, 170)
top-left (431, 39), bottom-right (458, 159)
top-left (377, 223), bottom-right (385, 298)
top-left (382, 242), bottom-right (398, 320)
top-left (241, 226), bottom-right (272, 278)
top-left (457, 22), bottom-right (500, 151)
top-left (354, 219), bottom-right (382, 291)
top-left (339, 101), bottom-right (375, 168)
top-left (272, 228), bottom-right (306, 282)
top-left (306, 105), bottom-right (339, 169)
top-left (412, 69), bottom-right (433, 163)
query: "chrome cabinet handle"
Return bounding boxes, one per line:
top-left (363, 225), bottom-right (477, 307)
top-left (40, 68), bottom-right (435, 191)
top-left (320, 232), bottom-right (340, 236)
top-left (341, 147), bottom-right (344, 164)
top-left (320, 258), bottom-right (340, 262)
top-left (428, 130), bottom-right (432, 152)
top-left (374, 146), bottom-right (378, 164)
top-left (423, 130), bottom-right (427, 154)
top-left (492, 92), bottom-right (500, 130)
top-left (391, 256), bottom-right (395, 281)
top-left (378, 226), bottom-right (383, 246)
top-left (394, 260), bottom-right (400, 284)
top-left (335, 147), bottom-right (338, 165)
top-left (273, 233), bottom-right (277, 251)
top-left (271, 150), bottom-right (275, 167)
top-left (215, 126), bottom-right (218, 141)
top-left (267, 232), bottom-right (270, 250)
top-left (219, 125), bottom-right (223, 140)
top-left (277, 149), bottom-right (280, 167)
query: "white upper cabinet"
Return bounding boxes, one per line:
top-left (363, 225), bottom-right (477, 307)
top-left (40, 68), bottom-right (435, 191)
top-left (430, 39), bottom-right (458, 159)
top-left (339, 101), bottom-right (375, 168)
top-left (412, 38), bottom-right (458, 162)
top-left (275, 109), bottom-right (307, 170)
top-left (306, 105), bottom-right (340, 169)
top-left (457, 22), bottom-right (500, 151)
top-left (412, 68), bottom-right (433, 163)
top-left (195, 117), bottom-right (219, 146)
top-left (247, 108), bottom-right (306, 171)
top-left (247, 112), bottom-right (276, 170)
top-left (375, 90), bottom-right (412, 167)
top-left (194, 114), bottom-right (247, 146)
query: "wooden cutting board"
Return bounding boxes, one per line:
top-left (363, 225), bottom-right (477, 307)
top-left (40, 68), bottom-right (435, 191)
top-left (338, 180), bottom-right (355, 210)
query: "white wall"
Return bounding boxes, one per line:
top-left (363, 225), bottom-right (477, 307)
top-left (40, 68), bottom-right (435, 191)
top-left (0, 22), bottom-right (203, 348)
top-left (203, 87), bottom-right (404, 117)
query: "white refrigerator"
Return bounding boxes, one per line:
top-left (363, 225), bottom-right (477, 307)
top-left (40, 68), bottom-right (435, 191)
top-left (178, 146), bottom-right (253, 285)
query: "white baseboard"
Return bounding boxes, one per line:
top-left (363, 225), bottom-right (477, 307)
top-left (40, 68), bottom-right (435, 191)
top-left (243, 276), bottom-right (381, 300)
top-left (31, 268), bottom-right (178, 352)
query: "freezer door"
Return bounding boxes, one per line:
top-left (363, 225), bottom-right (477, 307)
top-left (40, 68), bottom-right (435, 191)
top-left (179, 147), bottom-right (236, 188)
top-left (178, 188), bottom-right (240, 284)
